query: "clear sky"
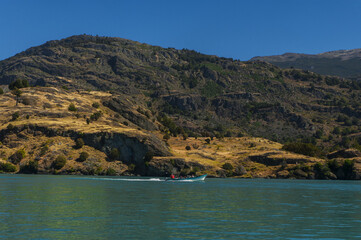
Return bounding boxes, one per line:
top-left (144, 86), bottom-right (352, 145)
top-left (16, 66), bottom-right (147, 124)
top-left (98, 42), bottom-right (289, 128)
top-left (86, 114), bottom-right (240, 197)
top-left (1, 0), bottom-right (361, 61)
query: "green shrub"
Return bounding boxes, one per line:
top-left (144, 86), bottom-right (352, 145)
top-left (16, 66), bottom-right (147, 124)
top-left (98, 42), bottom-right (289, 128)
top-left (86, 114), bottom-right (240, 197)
top-left (68, 103), bottom-right (77, 112)
top-left (11, 112), bottom-right (20, 121)
top-left (52, 155), bottom-right (67, 170)
top-left (75, 138), bottom-right (84, 149)
top-left (163, 133), bottom-right (170, 140)
top-left (19, 161), bottom-right (38, 174)
top-left (92, 102), bottom-right (100, 108)
top-left (0, 88), bottom-right (3, 94)
top-left (313, 162), bottom-right (331, 179)
top-left (106, 167), bottom-right (116, 176)
top-left (185, 145), bottom-right (191, 150)
top-left (123, 121), bottom-right (129, 126)
top-left (7, 124), bottom-right (14, 130)
top-left (77, 152), bottom-right (89, 162)
top-left (222, 163), bottom-right (234, 171)
top-left (10, 149), bottom-right (26, 164)
top-left (0, 162), bottom-right (17, 172)
top-left (9, 79), bottom-right (29, 90)
top-left (39, 145), bottom-right (49, 156)
top-left (90, 111), bottom-right (102, 121)
top-left (109, 148), bottom-right (120, 161)
top-left (128, 163), bottom-right (136, 172)
top-left (343, 159), bottom-right (355, 179)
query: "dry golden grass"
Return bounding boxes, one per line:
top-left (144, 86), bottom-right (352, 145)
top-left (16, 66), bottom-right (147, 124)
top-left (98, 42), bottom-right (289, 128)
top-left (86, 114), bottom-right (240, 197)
top-left (166, 136), bottom-right (323, 177)
top-left (0, 87), bottom-right (148, 137)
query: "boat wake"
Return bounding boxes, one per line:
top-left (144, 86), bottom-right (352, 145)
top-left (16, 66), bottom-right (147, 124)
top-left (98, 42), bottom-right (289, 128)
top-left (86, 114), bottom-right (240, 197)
top-left (76, 177), bottom-right (202, 182)
top-left (94, 178), bottom-right (163, 182)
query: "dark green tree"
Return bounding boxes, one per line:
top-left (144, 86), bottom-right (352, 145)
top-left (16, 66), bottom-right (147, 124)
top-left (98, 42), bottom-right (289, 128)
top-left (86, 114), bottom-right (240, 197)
top-left (11, 88), bottom-right (22, 106)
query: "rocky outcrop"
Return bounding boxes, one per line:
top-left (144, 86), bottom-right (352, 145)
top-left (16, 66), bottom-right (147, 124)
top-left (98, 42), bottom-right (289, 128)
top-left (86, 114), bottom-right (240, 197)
top-left (327, 149), bottom-right (361, 159)
top-left (162, 93), bottom-right (207, 111)
top-left (103, 97), bottom-right (157, 131)
top-left (248, 152), bottom-right (313, 166)
top-left (0, 124), bottom-right (171, 169)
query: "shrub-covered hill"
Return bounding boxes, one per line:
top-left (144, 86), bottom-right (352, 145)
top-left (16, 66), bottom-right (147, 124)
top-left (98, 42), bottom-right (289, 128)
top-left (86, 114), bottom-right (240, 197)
top-left (0, 87), bottom-right (359, 179)
top-left (251, 49), bottom-right (361, 81)
top-left (1, 35), bottom-right (361, 152)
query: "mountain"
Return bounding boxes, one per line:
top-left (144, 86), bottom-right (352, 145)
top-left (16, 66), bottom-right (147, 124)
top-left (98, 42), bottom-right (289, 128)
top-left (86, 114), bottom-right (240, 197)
top-left (0, 35), bottom-right (361, 179)
top-left (251, 49), bottom-right (361, 80)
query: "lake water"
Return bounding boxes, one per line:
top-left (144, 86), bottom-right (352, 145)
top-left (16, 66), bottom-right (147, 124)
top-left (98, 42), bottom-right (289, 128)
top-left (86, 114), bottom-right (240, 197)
top-left (0, 175), bottom-right (360, 240)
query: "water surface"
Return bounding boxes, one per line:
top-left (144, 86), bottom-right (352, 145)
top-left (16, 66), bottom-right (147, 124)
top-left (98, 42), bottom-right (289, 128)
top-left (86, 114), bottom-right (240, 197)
top-left (0, 175), bottom-right (360, 239)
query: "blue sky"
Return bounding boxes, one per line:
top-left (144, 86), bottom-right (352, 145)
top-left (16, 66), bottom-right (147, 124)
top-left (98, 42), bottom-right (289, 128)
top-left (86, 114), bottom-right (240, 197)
top-left (0, 0), bottom-right (361, 61)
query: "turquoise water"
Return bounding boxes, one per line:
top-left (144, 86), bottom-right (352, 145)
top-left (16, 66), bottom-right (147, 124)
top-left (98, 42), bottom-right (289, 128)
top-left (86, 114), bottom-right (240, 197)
top-left (0, 175), bottom-right (360, 239)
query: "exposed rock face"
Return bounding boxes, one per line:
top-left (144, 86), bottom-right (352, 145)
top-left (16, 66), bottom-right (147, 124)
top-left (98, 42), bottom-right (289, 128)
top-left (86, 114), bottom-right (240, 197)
top-left (0, 124), bottom-right (171, 169)
top-left (248, 152), bottom-right (314, 166)
top-left (327, 149), bottom-right (361, 159)
top-left (162, 94), bottom-right (207, 111)
top-left (102, 97), bottom-right (157, 131)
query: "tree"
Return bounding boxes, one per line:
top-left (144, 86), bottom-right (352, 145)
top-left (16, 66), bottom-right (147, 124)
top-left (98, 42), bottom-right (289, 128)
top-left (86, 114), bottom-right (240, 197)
top-left (109, 148), bottom-right (120, 161)
top-left (92, 102), bottom-right (100, 108)
top-left (77, 152), bottom-right (89, 162)
top-left (0, 87), bottom-right (3, 94)
top-left (9, 79), bottom-right (29, 90)
top-left (75, 138), bottom-right (84, 149)
top-left (52, 155), bottom-right (67, 170)
top-left (11, 88), bottom-right (22, 106)
top-left (68, 103), bottom-right (77, 112)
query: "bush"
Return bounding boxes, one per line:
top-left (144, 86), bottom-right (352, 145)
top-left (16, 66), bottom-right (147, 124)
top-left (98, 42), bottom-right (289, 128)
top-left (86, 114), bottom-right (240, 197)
top-left (313, 162), bottom-right (331, 179)
top-left (128, 163), bottom-right (136, 172)
top-left (9, 79), bottom-right (29, 90)
top-left (92, 102), bottom-right (100, 108)
top-left (75, 138), bottom-right (84, 149)
top-left (39, 145), bottom-right (49, 156)
top-left (123, 121), bottom-right (129, 126)
top-left (182, 134), bottom-right (188, 140)
top-left (7, 124), bottom-right (14, 130)
top-left (185, 145), bottom-right (191, 150)
top-left (11, 112), bottom-right (20, 121)
top-left (19, 161), bottom-right (38, 174)
top-left (0, 162), bottom-right (16, 172)
top-left (10, 149), bottom-right (26, 164)
top-left (68, 103), bottom-right (77, 112)
top-left (77, 152), bottom-right (89, 162)
top-left (109, 148), bottom-right (120, 161)
top-left (163, 133), bottom-right (170, 140)
top-left (282, 142), bottom-right (320, 157)
top-left (343, 159), bottom-right (355, 179)
top-left (52, 155), bottom-right (67, 170)
top-left (90, 111), bottom-right (102, 121)
top-left (222, 163), bottom-right (234, 171)
top-left (106, 167), bottom-right (116, 176)
top-left (0, 88), bottom-right (3, 94)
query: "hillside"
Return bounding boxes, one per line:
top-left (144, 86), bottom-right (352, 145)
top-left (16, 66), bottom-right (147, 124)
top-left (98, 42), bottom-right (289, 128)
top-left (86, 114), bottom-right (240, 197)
top-left (251, 49), bottom-right (361, 80)
top-left (0, 35), bottom-right (361, 179)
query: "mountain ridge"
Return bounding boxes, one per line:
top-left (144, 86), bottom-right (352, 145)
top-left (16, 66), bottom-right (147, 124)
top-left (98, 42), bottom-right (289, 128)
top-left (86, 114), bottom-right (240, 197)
top-left (251, 48), bottom-right (361, 80)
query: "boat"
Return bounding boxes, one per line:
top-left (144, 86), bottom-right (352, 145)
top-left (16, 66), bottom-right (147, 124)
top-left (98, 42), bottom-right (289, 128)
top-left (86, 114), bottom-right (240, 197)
top-left (165, 174), bottom-right (207, 182)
